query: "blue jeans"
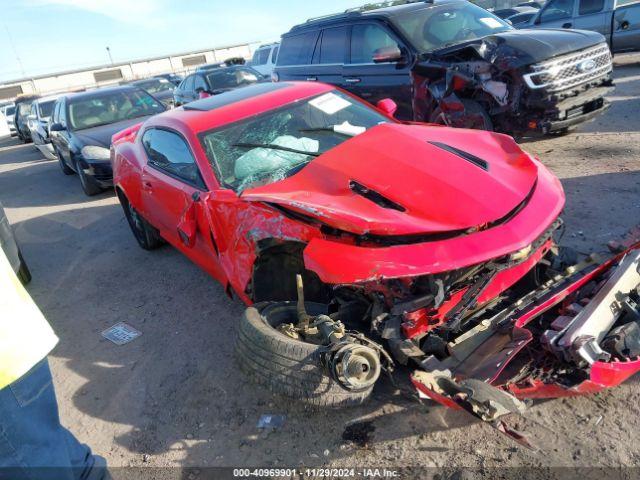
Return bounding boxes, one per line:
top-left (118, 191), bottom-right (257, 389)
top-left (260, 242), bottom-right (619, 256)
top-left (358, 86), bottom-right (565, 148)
top-left (0, 359), bottom-right (105, 480)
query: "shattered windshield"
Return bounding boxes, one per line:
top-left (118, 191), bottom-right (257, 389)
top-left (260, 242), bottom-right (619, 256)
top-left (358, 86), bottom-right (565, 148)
top-left (199, 90), bottom-right (390, 192)
top-left (392, 3), bottom-right (512, 53)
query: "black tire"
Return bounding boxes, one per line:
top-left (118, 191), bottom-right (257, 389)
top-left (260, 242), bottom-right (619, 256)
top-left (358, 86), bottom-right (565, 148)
top-left (236, 302), bottom-right (374, 408)
top-left (75, 158), bottom-right (102, 196)
top-left (16, 250), bottom-right (32, 285)
top-left (119, 194), bottom-right (164, 250)
top-left (56, 148), bottom-right (74, 175)
top-left (429, 99), bottom-right (493, 131)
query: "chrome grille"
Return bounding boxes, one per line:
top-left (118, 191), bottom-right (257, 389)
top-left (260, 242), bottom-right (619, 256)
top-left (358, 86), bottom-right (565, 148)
top-left (523, 43), bottom-right (612, 92)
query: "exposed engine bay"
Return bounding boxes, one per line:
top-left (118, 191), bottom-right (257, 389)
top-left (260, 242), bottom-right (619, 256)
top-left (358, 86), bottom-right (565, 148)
top-left (269, 237), bottom-right (640, 446)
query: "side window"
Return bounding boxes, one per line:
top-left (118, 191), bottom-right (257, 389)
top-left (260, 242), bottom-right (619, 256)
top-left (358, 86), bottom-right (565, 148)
top-left (194, 75), bottom-right (207, 91)
top-left (277, 31), bottom-right (320, 66)
top-left (579, 0), bottom-right (604, 14)
top-left (142, 129), bottom-right (205, 189)
top-left (271, 46), bottom-right (279, 63)
top-left (52, 102), bottom-right (60, 123)
top-left (59, 100), bottom-right (67, 127)
top-left (350, 24), bottom-right (400, 64)
top-left (30, 103), bottom-right (37, 117)
top-left (183, 75), bottom-right (195, 92)
top-left (317, 26), bottom-right (348, 64)
top-left (540, 0), bottom-right (574, 21)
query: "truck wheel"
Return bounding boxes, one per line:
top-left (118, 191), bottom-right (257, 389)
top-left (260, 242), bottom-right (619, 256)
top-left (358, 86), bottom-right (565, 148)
top-left (430, 99), bottom-right (493, 131)
top-left (119, 194), bottom-right (164, 250)
top-left (235, 302), bottom-right (374, 408)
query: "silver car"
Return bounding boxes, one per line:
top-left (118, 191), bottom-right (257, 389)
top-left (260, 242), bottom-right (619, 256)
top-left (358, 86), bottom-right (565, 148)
top-left (0, 202), bottom-right (31, 284)
top-left (27, 94), bottom-right (62, 160)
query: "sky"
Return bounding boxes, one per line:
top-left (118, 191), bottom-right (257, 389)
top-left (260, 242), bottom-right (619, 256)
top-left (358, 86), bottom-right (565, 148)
top-left (0, 0), bottom-right (366, 82)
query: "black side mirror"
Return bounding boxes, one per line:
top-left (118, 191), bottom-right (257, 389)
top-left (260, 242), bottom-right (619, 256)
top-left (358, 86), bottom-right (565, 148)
top-left (49, 122), bottom-right (65, 132)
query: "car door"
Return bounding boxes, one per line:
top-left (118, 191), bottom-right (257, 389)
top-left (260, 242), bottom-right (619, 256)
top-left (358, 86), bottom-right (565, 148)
top-left (533, 0), bottom-right (577, 28)
top-left (573, 0), bottom-right (608, 35)
top-left (140, 127), bottom-right (223, 278)
top-left (54, 99), bottom-right (74, 168)
top-left (612, 2), bottom-right (640, 53)
top-left (310, 26), bottom-right (348, 88)
top-left (343, 22), bottom-right (414, 120)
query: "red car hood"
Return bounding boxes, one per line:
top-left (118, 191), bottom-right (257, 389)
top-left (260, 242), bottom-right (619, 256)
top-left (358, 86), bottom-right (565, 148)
top-left (241, 123), bottom-right (539, 237)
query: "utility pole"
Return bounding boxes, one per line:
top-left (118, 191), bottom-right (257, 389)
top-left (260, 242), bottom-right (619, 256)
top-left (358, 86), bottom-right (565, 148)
top-left (3, 23), bottom-right (25, 77)
top-left (106, 46), bottom-right (114, 65)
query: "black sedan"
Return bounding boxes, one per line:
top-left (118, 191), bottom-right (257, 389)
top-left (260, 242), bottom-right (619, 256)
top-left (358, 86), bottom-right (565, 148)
top-left (173, 65), bottom-right (264, 106)
top-left (49, 85), bottom-right (165, 196)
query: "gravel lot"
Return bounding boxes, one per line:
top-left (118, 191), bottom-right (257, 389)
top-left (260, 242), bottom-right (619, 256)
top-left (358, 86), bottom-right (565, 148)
top-left (1, 54), bottom-right (639, 479)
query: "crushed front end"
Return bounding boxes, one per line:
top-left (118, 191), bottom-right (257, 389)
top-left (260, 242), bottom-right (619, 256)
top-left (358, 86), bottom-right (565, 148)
top-left (413, 34), bottom-right (613, 135)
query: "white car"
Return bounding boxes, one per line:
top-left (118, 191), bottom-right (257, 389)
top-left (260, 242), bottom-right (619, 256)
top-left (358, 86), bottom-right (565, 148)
top-left (0, 104), bottom-right (16, 136)
top-left (27, 94), bottom-right (63, 160)
top-left (249, 43), bottom-right (279, 77)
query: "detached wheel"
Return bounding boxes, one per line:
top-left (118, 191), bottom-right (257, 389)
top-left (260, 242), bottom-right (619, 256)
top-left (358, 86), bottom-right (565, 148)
top-left (119, 194), bottom-right (164, 250)
top-left (235, 302), bottom-right (374, 408)
top-left (16, 250), bottom-right (31, 285)
top-left (75, 158), bottom-right (102, 196)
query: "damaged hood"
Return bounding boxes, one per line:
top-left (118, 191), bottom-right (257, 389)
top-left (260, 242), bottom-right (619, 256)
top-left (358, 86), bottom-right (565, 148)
top-left (241, 123), bottom-right (540, 237)
top-left (427, 28), bottom-right (606, 69)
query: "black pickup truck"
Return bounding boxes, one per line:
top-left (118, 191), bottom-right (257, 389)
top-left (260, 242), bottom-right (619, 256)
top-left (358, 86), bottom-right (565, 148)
top-left (273, 0), bottom-right (614, 135)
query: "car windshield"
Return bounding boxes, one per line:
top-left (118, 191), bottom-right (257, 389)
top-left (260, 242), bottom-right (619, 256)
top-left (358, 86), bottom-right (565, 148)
top-left (38, 100), bottom-right (55, 119)
top-left (205, 68), bottom-right (260, 91)
top-left (200, 90), bottom-right (391, 193)
top-left (18, 102), bottom-right (33, 116)
top-left (391, 3), bottom-right (512, 53)
top-left (134, 79), bottom-right (174, 94)
top-left (6, 106), bottom-right (15, 116)
top-left (67, 89), bottom-right (165, 130)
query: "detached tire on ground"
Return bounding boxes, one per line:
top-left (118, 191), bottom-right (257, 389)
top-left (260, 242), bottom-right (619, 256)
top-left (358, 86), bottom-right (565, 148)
top-left (235, 302), bottom-right (373, 408)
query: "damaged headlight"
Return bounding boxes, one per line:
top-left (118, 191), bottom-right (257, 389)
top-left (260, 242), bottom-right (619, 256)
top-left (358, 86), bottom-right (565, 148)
top-left (80, 145), bottom-right (110, 161)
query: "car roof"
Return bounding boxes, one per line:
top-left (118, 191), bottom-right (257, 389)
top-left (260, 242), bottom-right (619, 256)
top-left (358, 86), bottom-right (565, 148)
top-left (289, 0), bottom-right (461, 32)
top-left (149, 81), bottom-right (334, 134)
top-left (36, 94), bottom-right (64, 103)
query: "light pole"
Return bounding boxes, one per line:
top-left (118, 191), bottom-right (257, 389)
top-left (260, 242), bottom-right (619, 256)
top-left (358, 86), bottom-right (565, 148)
top-left (106, 46), bottom-right (113, 65)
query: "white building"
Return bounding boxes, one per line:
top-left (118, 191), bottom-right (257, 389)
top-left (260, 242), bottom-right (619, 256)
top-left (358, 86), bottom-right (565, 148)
top-left (0, 42), bottom-right (257, 101)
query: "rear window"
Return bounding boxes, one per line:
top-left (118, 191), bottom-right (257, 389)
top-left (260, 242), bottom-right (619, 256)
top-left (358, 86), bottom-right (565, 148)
top-left (38, 100), bottom-right (55, 118)
top-left (252, 48), bottom-right (271, 65)
top-left (277, 31), bottom-right (319, 66)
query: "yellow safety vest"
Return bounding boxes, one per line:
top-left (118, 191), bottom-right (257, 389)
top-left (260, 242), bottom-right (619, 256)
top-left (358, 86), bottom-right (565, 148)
top-left (0, 249), bottom-right (58, 389)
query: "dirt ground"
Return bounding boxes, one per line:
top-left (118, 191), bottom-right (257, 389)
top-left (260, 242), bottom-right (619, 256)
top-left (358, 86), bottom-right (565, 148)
top-left (1, 53), bottom-right (639, 479)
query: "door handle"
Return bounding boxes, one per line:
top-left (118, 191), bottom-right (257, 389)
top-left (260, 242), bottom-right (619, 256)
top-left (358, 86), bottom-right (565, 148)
top-left (306, 77), bottom-right (317, 81)
top-left (344, 77), bottom-right (362, 84)
top-left (619, 20), bottom-right (630, 30)
top-left (562, 22), bottom-right (572, 28)
top-left (143, 181), bottom-right (153, 191)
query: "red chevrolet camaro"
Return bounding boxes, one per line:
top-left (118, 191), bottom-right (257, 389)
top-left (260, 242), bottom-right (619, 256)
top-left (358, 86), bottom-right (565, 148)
top-left (111, 82), bottom-right (640, 438)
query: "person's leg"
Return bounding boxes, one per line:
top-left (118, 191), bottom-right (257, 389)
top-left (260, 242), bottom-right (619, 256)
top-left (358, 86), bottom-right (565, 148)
top-left (0, 359), bottom-right (105, 480)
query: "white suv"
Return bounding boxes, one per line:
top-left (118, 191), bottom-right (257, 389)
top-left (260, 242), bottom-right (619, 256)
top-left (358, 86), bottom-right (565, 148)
top-left (249, 43), bottom-right (279, 77)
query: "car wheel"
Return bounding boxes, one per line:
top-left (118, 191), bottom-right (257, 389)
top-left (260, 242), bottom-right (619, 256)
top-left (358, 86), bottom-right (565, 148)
top-left (235, 302), bottom-right (374, 408)
top-left (56, 148), bottom-right (74, 175)
top-left (75, 158), bottom-right (102, 196)
top-left (429, 99), bottom-right (493, 131)
top-left (16, 250), bottom-right (32, 285)
top-left (119, 195), bottom-right (164, 250)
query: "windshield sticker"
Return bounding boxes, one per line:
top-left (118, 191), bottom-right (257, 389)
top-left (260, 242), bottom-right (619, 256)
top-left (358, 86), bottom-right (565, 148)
top-left (309, 93), bottom-right (351, 115)
top-left (480, 17), bottom-right (504, 28)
